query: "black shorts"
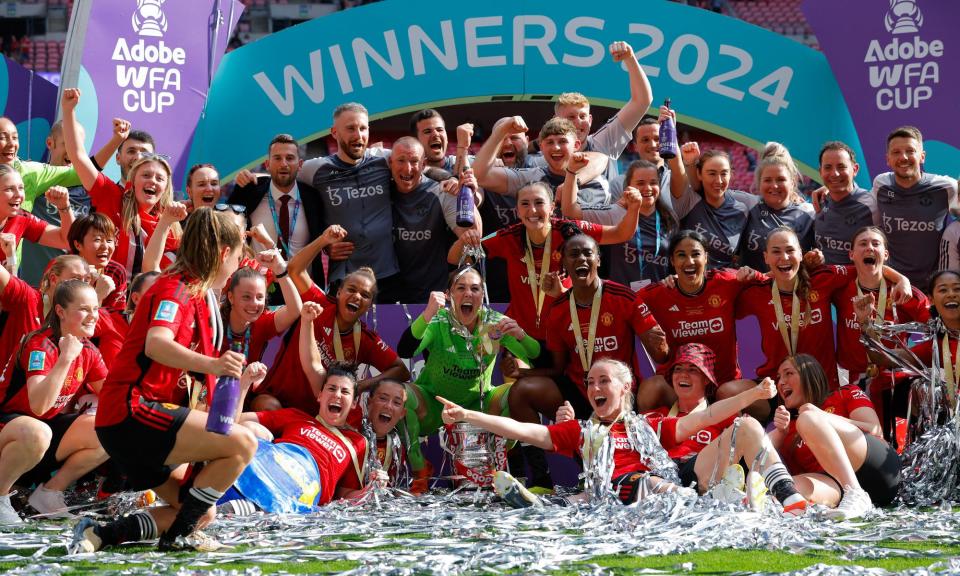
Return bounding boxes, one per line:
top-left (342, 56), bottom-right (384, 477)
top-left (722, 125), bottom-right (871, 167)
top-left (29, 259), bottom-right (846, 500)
top-left (96, 400), bottom-right (190, 491)
top-left (2, 412), bottom-right (82, 486)
top-left (854, 433), bottom-right (901, 506)
top-left (821, 432), bottom-right (901, 507)
top-left (0, 411), bottom-right (21, 430)
top-left (675, 455), bottom-right (749, 491)
top-left (555, 374), bottom-right (592, 419)
top-left (676, 456), bottom-right (698, 488)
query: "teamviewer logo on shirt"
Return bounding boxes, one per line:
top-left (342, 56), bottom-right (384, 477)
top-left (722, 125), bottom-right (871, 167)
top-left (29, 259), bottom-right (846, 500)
top-left (132, 0), bottom-right (167, 37)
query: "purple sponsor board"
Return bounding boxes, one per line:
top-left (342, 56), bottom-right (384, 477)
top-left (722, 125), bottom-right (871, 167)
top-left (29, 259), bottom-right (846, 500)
top-left (75, 0), bottom-right (242, 185)
top-left (0, 56), bottom-right (58, 161)
top-left (803, 0), bottom-right (957, 177)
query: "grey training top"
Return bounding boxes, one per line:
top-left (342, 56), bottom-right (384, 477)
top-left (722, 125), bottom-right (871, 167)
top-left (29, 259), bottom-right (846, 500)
top-left (391, 178), bottom-right (458, 304)
top-left (673, 185), bottom-right (759, 269)
top-left (814, 187), bottom-right (877, 265)
top-left (871, 171), bottom-right (958, 288)
top-left (299, 148), bottom-right (398, 282)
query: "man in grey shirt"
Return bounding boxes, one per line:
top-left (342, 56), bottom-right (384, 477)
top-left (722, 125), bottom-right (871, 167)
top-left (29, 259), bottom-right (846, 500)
top-left (812, 141), bottom-right (876, 265)
top-left (870, 126), bottom-right (958, 289)
top-left (298, 102), bottom-right (400, 302)
top-left (390, 137), bottom-right (480, 303)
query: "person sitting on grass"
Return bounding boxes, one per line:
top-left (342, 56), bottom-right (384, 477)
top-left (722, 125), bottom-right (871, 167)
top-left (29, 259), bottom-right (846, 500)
top-left (769, 354), bottom-right (900, 521)
top-left (438, 358), bottom-right (805, 515)
top-left (216, 362), bottom-right (386, 515)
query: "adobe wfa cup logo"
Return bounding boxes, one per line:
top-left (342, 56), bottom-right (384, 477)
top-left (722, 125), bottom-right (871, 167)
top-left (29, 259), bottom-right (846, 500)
top-left (885, 0), bottom-right (923, 35)
top-left (132, 0), bottom-right (168, 38)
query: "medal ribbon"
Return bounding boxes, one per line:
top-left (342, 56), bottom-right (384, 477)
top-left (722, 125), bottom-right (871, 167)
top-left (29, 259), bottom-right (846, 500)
top-left (771, 278), bottom-right (801, 355)
top-left (942, 333), bottom-right (959, 405)
top-left (320, 420), bottom-right (367, 484)
top-left (333, 319), bottom-right (361, 363)
top-left (856, 278), bottom-right (888, 329)
top-left (634, 210), bottom-right (661, 279)
top-left (524, 225), bottom-right (552, 326)
top-left (570, 280), bottom-right (604, 372)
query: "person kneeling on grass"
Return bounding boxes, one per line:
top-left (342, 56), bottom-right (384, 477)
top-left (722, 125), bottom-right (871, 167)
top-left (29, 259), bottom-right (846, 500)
top-left (218, 363), bottom-right (386, 516)
top-left (438, 358), bottom-right (806, 514)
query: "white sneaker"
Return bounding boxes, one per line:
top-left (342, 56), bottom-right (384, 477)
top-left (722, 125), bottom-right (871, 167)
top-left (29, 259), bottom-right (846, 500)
top-left (28, 485), bottom-right (75, 519)
top-left (0, 493), bottom-right (22, 525)
top-left (493, 471), bottom-right (543, 509)
top-left (710, 464), bottom-right (746, 505)
top-left (824, 486), bottom-right (873, 521)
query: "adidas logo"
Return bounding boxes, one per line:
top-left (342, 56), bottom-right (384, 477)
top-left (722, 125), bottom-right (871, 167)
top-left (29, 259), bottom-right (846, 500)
top-left (669, 305), bottom-right (680, 312)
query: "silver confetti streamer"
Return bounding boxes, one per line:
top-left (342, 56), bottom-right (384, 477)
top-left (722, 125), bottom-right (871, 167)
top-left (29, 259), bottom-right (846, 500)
top-left (1, 499), bottom-right (959, 575)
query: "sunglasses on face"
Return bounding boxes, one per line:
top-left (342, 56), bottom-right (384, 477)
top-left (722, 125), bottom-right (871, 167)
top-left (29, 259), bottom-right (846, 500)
top-left (139, 152), bottom-right (171, 161)
top-left (214, 203), bottom-right (246, 214)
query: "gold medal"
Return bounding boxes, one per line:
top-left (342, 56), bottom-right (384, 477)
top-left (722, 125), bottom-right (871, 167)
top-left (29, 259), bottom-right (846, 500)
top-left (771, 278), bottom-right (801, 355)
top-left (333, 319), bottom-right (361, 363)
top-left (570, 281), bottom-right (604, 372)
top-left (524, 225), bottom-right (552, 326)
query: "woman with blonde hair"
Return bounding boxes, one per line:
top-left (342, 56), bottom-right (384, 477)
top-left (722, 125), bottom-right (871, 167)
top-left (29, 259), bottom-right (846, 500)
top-left (61, 88), bottom-right (181, 279)
top-left (739, 142), bottom-right (815, 271)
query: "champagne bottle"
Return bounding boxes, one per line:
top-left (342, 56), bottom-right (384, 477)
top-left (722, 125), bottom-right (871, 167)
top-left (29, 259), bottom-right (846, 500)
top-left (658, 98), bottom-right (679, 160)
top-left (456, 155), bottom-right (475, 228)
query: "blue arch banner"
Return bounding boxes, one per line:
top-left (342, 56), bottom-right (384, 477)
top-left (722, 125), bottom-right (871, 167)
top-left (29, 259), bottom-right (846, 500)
top-left (188, 0), bottom-right (864, 187)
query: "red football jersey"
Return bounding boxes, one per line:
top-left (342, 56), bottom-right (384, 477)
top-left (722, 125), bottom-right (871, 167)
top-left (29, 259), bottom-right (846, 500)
top-left (483, 217), bottom-right (603, 340)
top-left (639, 268), bottom-right (758, 383)
top-left (88, 173), bottom-right (179, 276)
top-left (833, 278), bottom-right (930, 374)
top-left (263, 285), bottom-right (398, 414)
top-left (3, 212), bottom-right (47, 246)
top-left (96, 272), bottom-right (216, 427)
top-left (779, 386), bottom-right (875, 474)
top-left (736, 266), bottom-right (850, 389)
top-left (548, 415), bottom-right (679, 478)
top-left (0, 277), bottom-right (44, 371)
top-left (96, 309), bottom-right (130, 367)
top-left (257, 408), bottom-right (366, 504)
top-left (0, 330), bottom-right (107, 419)
top-left (910, 335), bottom-right (957, 367)
top-left (221, 310), bottom-right (280, 364)
top-left (545, 281), bottom-right (658, 397)
top-left (644, 405), bottom-right (736, 462)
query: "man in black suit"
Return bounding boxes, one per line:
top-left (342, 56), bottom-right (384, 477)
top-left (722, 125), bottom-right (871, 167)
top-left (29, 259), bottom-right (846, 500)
top-left (229, 134), bottom-right (325, 287)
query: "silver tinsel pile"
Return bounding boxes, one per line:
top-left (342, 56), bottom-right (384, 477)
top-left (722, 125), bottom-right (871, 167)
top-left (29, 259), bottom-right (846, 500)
top-left (3, 492), bottom-right (960, 575)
